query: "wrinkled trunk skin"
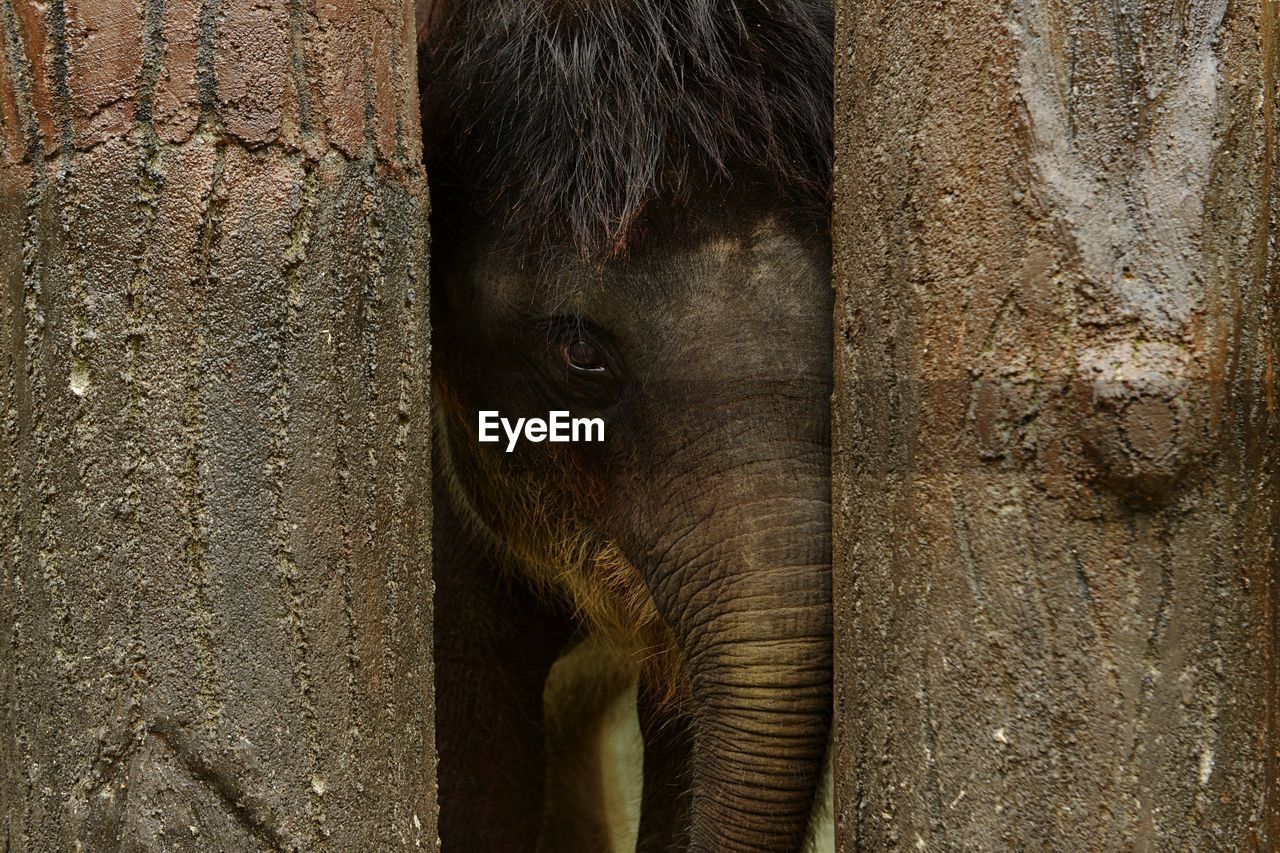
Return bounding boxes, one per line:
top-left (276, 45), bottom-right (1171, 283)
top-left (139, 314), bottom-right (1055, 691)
top-left (686, 569), bottom-right (832, 853)
top-left (834, 0), bottom-right (1278, 849)
top-left (661, 517), bottom-right (831, 853)
top-left (630, 403), bottom-right (832, 852)
top-left (0, 1), bottom-right (435, 848)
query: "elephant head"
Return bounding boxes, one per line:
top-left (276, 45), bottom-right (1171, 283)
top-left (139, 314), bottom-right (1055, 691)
top-left (431, 195), bottom-right (832, 851)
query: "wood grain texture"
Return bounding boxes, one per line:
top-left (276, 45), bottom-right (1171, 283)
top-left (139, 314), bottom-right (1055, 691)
top-left (834, 0), bottom-right (1277, 848)
top-left (0, 0), bottom-right (434, 849)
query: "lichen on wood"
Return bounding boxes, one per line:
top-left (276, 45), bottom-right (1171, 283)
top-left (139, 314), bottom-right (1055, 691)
top-left (834, 0), bottom-right (1278, 848)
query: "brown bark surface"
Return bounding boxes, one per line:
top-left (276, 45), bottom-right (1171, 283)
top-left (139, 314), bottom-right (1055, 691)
top-left (0, 0), bottom-right (434, 849)
top-left (834, 1), bottom-right (1277, 849)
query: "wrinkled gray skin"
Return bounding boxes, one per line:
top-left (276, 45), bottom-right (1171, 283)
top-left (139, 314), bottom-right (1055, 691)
top-left (432, 195), bottom-right (832, 853)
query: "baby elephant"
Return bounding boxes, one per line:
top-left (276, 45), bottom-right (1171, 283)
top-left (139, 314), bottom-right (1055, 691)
top-left (419, 1), bottom-right (833, 850)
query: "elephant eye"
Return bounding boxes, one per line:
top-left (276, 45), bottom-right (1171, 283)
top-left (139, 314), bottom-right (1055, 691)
top-left (562, 338), bottom-right (607, 374)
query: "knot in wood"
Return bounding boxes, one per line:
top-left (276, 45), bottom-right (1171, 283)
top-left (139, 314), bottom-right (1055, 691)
top-left (1074, 340), bottom-right (1203, 505)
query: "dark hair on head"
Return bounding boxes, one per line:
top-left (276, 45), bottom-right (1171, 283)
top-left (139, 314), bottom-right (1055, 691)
top-left (419, 0), bottom-right (833, 262)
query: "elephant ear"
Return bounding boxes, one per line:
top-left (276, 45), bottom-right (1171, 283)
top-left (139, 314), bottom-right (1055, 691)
top-left (416, 0), bottom-right (451, 46)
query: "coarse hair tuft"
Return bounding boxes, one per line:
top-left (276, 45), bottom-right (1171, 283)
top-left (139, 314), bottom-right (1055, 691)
top-left (419, 0), bottom-right (833, 261)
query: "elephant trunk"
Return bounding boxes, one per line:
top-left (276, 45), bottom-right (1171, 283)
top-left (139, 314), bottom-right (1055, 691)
top-left (651, 493), bottom-right (832, 852)
top-left (687, 582), bottom-right (831, 851)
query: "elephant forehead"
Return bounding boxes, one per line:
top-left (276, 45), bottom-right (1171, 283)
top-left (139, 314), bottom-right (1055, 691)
top-left (617, 223), bottom-right (831, 384)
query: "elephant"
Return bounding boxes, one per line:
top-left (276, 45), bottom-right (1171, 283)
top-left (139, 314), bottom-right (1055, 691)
top-left (418, 1), bottom-right (833, 850)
